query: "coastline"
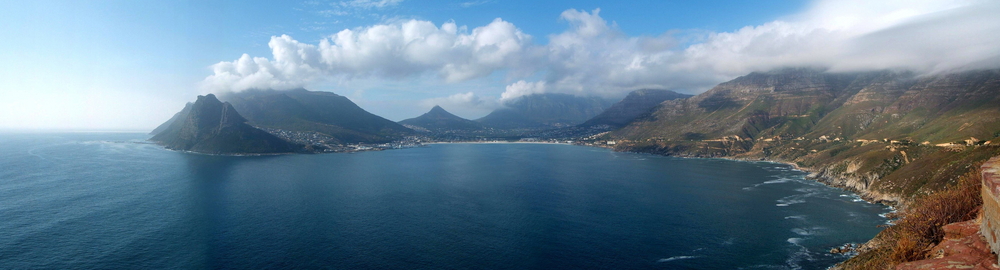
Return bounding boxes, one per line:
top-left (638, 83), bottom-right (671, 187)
top-left (604, 147), bottom-right (901, 268)
top-left (608, 148), bottom-right (902, 207)
top-left (149, 133), bottom-right (896, 210)
top-left (148, 134), bottom-right (887, 267)
top-left (723, 156), bottom-right (899, 206)
top-left (425, 141), bottom-right (573, 145)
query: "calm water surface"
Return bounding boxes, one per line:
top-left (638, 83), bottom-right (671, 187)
top-left (0, 133), bottom-right (888, 269)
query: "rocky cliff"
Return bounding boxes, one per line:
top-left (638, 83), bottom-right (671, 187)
top-left (150, 94), bottom-right (301, 154)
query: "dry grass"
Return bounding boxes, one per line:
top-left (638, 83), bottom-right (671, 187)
top-left (840, 165), bottom-right (983, 269)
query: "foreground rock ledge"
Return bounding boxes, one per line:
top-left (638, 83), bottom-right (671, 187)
top-left (896, 219), bottom-right (999, 270)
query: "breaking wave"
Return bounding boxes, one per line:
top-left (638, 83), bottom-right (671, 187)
top-left (657, 256), bottom-right (700, 263)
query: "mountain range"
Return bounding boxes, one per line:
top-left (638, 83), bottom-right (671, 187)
top-left (151, 89), bottom-right (637, 153)
top-left (150, 69), bottom-right (1000, 192)
top-left (218, 88), bottom-right (412, 144)
top-left (611, 68), bottom-right (1000, 203)
top-left (580, 89), bottom-right (691, 128)
top-left (476, 93), bottom-right (615, 129)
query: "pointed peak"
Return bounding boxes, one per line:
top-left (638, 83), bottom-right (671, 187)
top-left (423, 105), bottom-right (458, 118)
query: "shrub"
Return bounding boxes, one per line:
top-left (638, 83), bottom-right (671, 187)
top-left (841, 164), bottom-right (983, 269)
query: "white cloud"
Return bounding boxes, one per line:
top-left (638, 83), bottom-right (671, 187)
top-left (671, 0), bottom-right (1000, 77)
top-left (208, 0), bottom-right (1000, 102)
top-left (420, 92), bottom-right (480, 108)
top-left (202, 18), bottom-right (531, 92)
top-left (501, 80), bottom-right (546, 101)
top-left (496, 1), bottom-right (1000, 99)
top-left (419, 91), bottom-right (500, 117)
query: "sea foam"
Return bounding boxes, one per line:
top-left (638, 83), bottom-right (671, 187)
top-left (657, 256), bottom-right (700, 263)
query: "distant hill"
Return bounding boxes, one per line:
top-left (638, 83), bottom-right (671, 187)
top-left (150, 94), bottom-right (301, 154)
top-left (399, 105), bottom-right (482, 132)
top-left (219, 89), bottom-right (413, 144)
top-left (477, 93), bottom-right (614, 129)
top-left (580, 89), bottom-right (691, 128)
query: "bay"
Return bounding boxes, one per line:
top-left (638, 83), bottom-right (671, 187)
top-left (0, 133), bottom-right (888, 269)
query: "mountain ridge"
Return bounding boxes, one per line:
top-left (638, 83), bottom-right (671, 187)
top-left (476, 93), bottom-right (614, 129)
top-left (219, 88), bottom-right (413, 144)
top-left (580, 89), bottom-right (692, 128)
top-left (611, 68), bottom-right (1000, 204)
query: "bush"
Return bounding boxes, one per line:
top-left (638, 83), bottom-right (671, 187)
top-left (841, 164), bottom-right (983, 269)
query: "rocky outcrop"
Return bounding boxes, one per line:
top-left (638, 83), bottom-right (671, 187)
top-left (981, 157), bottom-right (1000, 262)
top-left (895, 219), bottom-right (999, 270)
top-left (150, 94), bottom-right (301, 154)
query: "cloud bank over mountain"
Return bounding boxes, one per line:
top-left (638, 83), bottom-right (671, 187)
top-left (202, 0), bottom-right (1000, 102)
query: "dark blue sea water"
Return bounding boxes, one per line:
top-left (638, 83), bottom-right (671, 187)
top-left (0, 133), bottom-right (889, 269)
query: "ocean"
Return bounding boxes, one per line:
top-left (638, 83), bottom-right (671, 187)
top-left (0, 133), bottom-right (888, 269)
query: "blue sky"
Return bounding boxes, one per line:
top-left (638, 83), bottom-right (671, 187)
top-left (1, 0), bottom-right (998, 130)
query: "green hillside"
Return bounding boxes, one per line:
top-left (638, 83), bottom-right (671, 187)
top-left (612, 68), bottom-right (1000, 203)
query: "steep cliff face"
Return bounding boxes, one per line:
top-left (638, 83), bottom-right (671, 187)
top-left (580, 89), bottom-right (691, 128)
top-left (613, 68), bottom-right (1000, 204)
top-left (150, 94), bottom-right (301, 154)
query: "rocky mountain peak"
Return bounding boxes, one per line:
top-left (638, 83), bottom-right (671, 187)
top-left (399, 105), bottom-right (481, 131)
top-left (150, 93), bottom-right (300, 154)
top-left (426, 105), bottom-right (452, 117)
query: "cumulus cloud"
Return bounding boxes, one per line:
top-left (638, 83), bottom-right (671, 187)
top-left (498, 0), bottom-right (1000, 99)
top-left (673, 0), bottom-right (1000, 76)
top-left (206, 0), bottom-right (1000, 101)
top-left (501, 80), bottom-right (546, 101)
top-left (202, 18), bottom-right (531, 92)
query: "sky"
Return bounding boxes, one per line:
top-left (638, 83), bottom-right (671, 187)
top-left (1, 0), bottom-right (999, 131)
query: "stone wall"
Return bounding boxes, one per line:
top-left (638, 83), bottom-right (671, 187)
top-left (980, 156), bottom-right (1000, 261)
